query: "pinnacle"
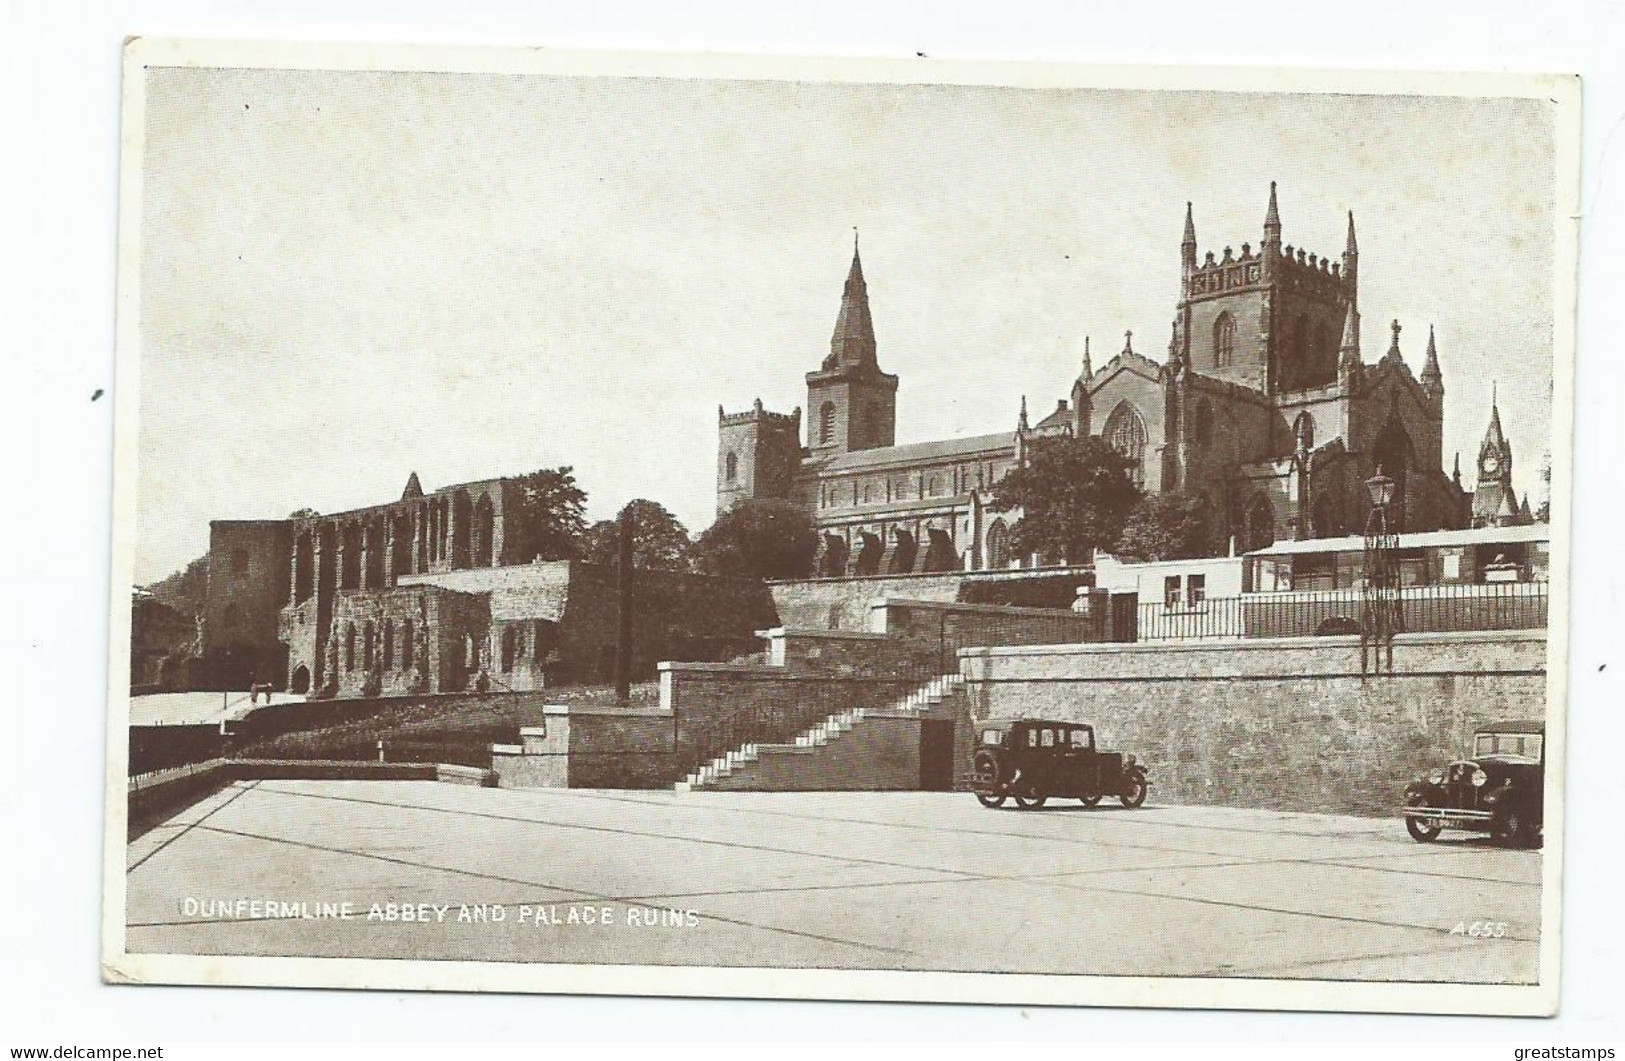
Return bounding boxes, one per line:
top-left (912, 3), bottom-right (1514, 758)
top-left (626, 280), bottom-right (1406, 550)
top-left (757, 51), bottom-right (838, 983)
top-left (1183, 201), bottom-right (1196, 246)
top-left (1421, 325), bottom-right (1442, 386)
top-left (1384, 319), bottom-right (1405, 364)
top-left (1264, 181), bottom-right (1281, 233)
top-left (1345, 210), bottom-right (1358, 256)
top-left (1340, 301), bottom-right (1360, 351)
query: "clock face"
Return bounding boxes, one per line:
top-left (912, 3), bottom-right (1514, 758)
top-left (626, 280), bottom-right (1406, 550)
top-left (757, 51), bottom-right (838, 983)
top-left (1482, 455), bottom-right (1501, 475)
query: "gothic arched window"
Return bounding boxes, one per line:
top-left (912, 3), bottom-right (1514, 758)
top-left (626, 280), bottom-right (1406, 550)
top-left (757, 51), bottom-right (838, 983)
top-left (987, 519), bottom-right (1010, 570)
top-left (819, 401), bottom-right (837, 445)
top-left (1213, 312), bottom-right (1236, 368)
top-left (1104, 402), bottom-right (1149, 488)
top-left (724, 451), bottom-right (738, 483)
top-left (1293, 411), bottom-right (1315, 450)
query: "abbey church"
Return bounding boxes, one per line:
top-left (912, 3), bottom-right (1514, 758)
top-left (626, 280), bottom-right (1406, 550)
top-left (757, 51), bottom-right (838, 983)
top-left (717, 184), bottom-right (1526, 576)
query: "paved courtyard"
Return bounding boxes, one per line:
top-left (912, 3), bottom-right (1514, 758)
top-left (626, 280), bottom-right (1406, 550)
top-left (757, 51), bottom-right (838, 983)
top-left (125, 781), bottom-right (1541, 982)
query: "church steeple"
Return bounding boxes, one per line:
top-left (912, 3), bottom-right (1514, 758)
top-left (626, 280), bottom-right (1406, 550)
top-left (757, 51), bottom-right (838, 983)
top-left (826, 231), bottom-right (878, 370)
top-left (806, 235), bottom-right (898, 454)
top-left (1263, 181), bottom-right (1282, 243)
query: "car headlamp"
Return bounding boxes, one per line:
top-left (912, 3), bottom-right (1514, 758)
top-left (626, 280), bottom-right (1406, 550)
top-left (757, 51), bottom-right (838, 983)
top-left (1471, 767), bottom-right (1488, 788)
top-left (1428, 769), bottom-right (1445, 785)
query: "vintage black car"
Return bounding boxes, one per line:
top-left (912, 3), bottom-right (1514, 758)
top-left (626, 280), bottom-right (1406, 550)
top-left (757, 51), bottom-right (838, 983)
top-left (971, 718), bottom-right (1148, 810)
top-left (1402, 720), bottom-right (1544, 847)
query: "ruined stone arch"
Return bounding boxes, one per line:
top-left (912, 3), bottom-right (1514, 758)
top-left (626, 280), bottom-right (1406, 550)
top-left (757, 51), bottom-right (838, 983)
top-left (472, 493), bottom-right (495, 567)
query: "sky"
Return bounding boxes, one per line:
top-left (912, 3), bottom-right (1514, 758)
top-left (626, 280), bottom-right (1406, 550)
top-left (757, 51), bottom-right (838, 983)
top-left (134, 65), bottom-right (1560, 584)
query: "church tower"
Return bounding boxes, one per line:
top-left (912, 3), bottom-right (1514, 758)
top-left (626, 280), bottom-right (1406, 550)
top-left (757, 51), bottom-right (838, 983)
top-left (806, 237), bottom-right (899, 455)
top-left (1176, 184), bottom-right (1357, 395)
top-left (1471, 387), bottom-right (1521, 527)
top-left (716, 399), bottom-right (802, 515)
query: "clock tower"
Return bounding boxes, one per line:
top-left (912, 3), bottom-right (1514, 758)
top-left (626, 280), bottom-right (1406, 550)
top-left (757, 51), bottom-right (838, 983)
top-left (1471, 388), bottom-right (1522, 528)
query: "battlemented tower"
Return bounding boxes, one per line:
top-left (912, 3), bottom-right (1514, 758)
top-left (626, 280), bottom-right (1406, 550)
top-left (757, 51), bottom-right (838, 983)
top-left (1175, 183), bottom-right (1358, 395)
top-left (715, 399), bottom-right (802, 515)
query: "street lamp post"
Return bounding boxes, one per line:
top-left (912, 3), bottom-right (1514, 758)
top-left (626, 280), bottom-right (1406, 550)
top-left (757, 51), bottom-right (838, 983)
top-left (1361, 467), bottom-right (1401, 674)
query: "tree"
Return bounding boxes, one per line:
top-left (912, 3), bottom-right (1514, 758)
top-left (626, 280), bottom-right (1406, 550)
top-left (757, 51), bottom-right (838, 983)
top-left (507, 466), bottom-right (589, 561)
top-left (694, 499), bottom-right (819, 581)
top-left (1116, 491), bottom-right (1213, 562)
top-left (990, 436), bottom-right (1141, 565)
top-left (143, 554), bottom-right (210, 625)
top-left (581, 499), bottom-right (695, 571)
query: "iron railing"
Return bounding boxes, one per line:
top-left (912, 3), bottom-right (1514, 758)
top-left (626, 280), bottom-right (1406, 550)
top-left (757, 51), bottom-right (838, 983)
top-left (1136, 581), bottom-right (1548, 642)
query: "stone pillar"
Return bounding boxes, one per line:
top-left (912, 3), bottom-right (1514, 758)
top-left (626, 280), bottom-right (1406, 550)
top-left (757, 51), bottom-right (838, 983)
top-left (359, 523), bottom-right (373, 589)
top-left (311, 532), bottom-right (325, 597)
top-left (412, 503), bottom-right (425, 571)
top-left (447, 499), bottom-right (461, 571)
top-left (334, 523), bottom-right (349, 591)
top-left (383, 520), bottom-right (396, 587)
top-left (289, 536), bottom-right (301, 604)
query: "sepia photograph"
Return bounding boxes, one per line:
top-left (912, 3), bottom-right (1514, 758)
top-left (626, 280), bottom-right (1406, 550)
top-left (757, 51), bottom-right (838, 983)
top-left (103, 40), bottom-right (1578, 1014)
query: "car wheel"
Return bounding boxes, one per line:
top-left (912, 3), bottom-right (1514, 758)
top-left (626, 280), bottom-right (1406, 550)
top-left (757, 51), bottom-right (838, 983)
top-left (1119, 770), bottom-right (1147, 809)
top-left (1012, 792), bottom-right (1047, 810)
top-left (1405, 799), bottom-right (1442, 842)
top-left (975, 792), bottom-right (1007, 809)
top-left (1494, 807), bottom-right (1529, 848)
top-left (1079, 794), bottom-right (1103, 808)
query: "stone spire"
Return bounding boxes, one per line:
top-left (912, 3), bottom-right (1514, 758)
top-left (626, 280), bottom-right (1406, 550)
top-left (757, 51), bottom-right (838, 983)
top-left (1181, 201), bottom-right (1197, 282)
top-left (401, 472), bottom-right (424, 501)
top-left (1342, 211), bottom-right (1359, 301)
top-left (1017, 394), bottom-right (1029, 432)
top-left (1482, 383), bottom-right (1509, 465)
top-left (1264, 181), bottom-right (1282, 242)
top-left (1338, 300), bottom-right (1363, 388)
top-left (826, 232), bottom-right (877, 369)
top-left (1452, 452), bottom-right (1463, 488)
top-left (1420, 324), bottom-right (1444, 402)
top-left (1071, 337), bottom-right (1094, 439)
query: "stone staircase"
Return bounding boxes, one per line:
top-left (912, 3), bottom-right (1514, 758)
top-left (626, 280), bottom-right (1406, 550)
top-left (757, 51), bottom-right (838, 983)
top-left (674, 673), bottom-right (966, 792)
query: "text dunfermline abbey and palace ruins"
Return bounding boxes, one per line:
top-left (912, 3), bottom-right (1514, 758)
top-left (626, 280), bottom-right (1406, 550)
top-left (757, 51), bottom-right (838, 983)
top-left (718, 182), bottom-right (1538, 577)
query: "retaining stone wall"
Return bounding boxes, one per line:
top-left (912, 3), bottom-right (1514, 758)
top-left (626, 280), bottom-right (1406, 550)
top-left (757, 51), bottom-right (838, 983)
top-left (959, 631), bottom-right (1549, 816)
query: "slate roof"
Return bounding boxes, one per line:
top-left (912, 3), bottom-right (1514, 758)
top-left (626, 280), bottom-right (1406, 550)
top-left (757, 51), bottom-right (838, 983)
top-left (809, 431), bottom-right (1014, 473)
